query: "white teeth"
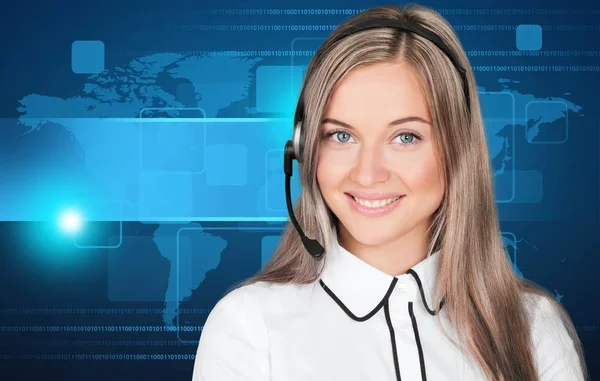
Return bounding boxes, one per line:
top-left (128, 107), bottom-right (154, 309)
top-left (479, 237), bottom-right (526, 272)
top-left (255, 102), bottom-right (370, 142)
top-left (352, 196), bottom-right (401, 208)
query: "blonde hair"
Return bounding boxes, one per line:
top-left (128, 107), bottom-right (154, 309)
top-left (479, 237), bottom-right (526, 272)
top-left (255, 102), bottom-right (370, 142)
top-left (235, 4), bottom-right (588, 380)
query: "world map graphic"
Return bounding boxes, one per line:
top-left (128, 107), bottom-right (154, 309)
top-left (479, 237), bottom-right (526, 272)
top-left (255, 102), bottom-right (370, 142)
top-left (13, 53), bottom-right (581, 326)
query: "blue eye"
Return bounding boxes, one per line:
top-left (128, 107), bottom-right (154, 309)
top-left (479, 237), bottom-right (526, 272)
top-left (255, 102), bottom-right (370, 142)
top-left (330, 131), bottom-right (352, 143)
top-left (394, 132), bottom-right (421, 144)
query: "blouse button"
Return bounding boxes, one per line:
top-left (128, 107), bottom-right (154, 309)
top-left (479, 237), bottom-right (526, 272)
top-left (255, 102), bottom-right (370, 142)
top-left (395, 282), bottom-right (418, 302)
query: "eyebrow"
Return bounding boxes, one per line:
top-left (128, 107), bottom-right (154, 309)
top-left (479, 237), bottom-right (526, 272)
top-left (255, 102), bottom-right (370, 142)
top-left (321, 116), bottom-right (431, 129)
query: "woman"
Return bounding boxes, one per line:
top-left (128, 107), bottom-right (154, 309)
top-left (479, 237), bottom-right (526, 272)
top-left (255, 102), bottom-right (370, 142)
top-left (192, 3), bottom-right (588, 381)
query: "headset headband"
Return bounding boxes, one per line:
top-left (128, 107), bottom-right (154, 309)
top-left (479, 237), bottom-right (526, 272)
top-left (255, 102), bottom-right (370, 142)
top-left (329, 18), bottom-right (470, 108)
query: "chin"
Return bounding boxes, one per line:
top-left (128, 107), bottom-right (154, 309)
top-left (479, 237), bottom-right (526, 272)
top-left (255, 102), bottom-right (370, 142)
top-left (341, 222), bottom-right (399, 247)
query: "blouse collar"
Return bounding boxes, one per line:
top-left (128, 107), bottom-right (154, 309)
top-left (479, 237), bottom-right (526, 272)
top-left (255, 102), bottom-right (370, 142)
top-left (319, 232), bottom-right (442, 318)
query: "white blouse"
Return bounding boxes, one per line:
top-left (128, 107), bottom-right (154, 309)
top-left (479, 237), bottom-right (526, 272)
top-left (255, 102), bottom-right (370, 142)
top-left (191, 238), bottom-right (585, 380)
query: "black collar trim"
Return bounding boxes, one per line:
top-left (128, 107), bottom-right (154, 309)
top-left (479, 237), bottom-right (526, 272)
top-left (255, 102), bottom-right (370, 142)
top-left (319, 277), bottom-right (398, 321)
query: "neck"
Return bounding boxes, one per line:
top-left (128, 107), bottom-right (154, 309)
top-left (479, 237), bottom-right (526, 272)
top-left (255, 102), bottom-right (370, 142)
top-left (338, 221), bottom-right (430, 277)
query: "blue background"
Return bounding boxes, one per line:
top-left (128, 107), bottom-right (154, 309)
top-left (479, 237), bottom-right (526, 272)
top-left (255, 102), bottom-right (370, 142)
top-left (0, 0), bottom-right (599, 379)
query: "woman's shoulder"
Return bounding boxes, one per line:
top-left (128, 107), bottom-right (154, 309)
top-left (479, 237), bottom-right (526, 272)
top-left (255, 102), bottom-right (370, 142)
top-left (224, 279), bottom-right (314, 298)
top-left (198, 280), bottom-right (316, 350)
top-left (194, 281), bottom-right (308, 380)
top-left (210, 280), bottom-right (316, 320)
top-left (229, 279), bottom-right (312, 297)
top-left (521, 291), bottom-right (570, 325)
top-left (193, 281), bottom-right (317, 380)
top-left (521, 291), bottom-right (586, 379)
top-left (522, 291), bottom-right (556, 319)
top-left (521, 291), bottom-right (569, 335)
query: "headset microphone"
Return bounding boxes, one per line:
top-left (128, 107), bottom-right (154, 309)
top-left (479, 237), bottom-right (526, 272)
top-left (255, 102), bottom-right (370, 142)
top-left (284, 141), bottom-right (325, 260)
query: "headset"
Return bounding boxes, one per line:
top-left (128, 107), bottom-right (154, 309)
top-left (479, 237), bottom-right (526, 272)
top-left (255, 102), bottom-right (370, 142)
top-left (284, 17), bottom-right (471, 260)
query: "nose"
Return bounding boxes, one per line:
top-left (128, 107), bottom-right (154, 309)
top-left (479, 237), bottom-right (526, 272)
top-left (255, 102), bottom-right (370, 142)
top-left (349, 144), bottom-right (391, 187)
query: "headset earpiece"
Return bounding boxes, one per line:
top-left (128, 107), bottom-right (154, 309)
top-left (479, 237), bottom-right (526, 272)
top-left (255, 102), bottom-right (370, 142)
top-left (292, 120), bottom-right (304, 163)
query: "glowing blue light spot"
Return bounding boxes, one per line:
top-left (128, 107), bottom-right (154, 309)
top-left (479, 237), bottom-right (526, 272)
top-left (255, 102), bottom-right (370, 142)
top-left (59, 209), bottom-right (84, 234)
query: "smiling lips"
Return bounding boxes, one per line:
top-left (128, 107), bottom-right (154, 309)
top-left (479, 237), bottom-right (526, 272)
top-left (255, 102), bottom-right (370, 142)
top-left (345, 193), bottom-right (404, 216)
top-left (352, 195), bottom-right (401, 208)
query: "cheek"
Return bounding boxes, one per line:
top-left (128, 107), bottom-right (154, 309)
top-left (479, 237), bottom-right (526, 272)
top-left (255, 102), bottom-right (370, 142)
top-left (317, 149), bottom-right (345, 187)
top-left (403, 155), bottom-right (444, 195)
top-left (316, 160), bottom-right (340, 190)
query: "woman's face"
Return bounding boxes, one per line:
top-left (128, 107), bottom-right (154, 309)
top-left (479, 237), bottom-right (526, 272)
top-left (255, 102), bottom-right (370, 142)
top-left (317, 61), bottom-right (445, 247)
